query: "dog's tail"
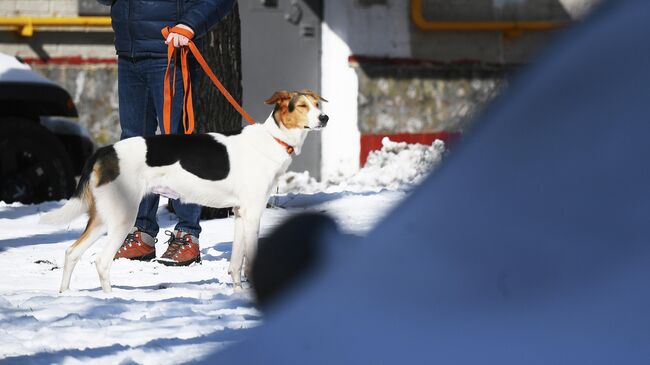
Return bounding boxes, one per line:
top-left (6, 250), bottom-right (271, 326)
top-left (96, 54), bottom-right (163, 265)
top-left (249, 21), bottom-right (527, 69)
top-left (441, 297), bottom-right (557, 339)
top-left (40, 151), bottom-right (99, 226)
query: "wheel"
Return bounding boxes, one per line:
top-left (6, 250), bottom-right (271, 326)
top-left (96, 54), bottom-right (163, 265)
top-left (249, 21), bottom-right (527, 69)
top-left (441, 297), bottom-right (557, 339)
top-left (0, 118), bottom-right (75, 204)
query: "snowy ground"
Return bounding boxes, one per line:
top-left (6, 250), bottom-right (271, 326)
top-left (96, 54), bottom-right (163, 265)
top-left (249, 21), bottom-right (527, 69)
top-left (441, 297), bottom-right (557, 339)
top-left (0, 139), bottom-right (444, 364)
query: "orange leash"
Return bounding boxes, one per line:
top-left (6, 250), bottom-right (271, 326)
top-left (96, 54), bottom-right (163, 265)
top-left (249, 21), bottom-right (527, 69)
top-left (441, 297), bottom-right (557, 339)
top-left (161, 26), bottom-right (256, 136)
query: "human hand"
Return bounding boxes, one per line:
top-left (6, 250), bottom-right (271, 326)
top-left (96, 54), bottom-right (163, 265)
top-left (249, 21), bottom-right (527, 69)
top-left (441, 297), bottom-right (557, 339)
top-left (165, 24), bottom-right (194, 48)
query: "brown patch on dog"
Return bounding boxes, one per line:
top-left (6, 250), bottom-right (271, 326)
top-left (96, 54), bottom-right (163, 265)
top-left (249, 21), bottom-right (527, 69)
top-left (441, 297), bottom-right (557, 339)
top-left (264, 91), bottom-right (292, 106)
top-left (265, 90), bottom-right (327, 130)
top-left (71, 184), bottom-right (99, 248)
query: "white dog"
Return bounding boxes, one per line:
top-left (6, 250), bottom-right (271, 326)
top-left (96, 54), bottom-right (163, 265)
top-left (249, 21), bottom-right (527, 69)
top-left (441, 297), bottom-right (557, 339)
top-left (41, 90), bottom-right (328, 293)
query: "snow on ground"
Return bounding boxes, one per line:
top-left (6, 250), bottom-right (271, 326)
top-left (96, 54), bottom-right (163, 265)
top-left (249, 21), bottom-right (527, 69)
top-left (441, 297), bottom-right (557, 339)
top-left (0, 139), bottom-right (444, 364)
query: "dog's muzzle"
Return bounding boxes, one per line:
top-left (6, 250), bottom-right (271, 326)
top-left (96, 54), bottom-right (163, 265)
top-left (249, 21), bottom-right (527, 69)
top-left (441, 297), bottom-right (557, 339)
top-left (318, 114), bottom-right (329, 127)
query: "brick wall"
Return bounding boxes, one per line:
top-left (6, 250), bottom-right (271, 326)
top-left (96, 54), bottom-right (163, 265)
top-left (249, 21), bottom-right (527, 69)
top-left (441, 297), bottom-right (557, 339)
top-left (34, 63), bottom-right (119, 145)
top-left (0, 0), bottom-right (115, 59)
top-left (1, 0), bottom-right (78, 17)
top-left (355, 61), bottom-right (508, 134)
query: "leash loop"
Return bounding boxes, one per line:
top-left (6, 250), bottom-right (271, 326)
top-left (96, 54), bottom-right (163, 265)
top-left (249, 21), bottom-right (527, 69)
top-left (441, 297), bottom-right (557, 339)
top-left (161, 26), bottom-right (293, 154)
top-left (161, 26), bottom-right (257, 136)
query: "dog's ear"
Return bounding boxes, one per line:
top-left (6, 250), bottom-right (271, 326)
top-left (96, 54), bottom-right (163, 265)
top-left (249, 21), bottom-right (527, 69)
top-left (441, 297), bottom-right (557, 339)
top-left (265, 91), bottom-right (292, 105)
top-left (298, 89), bottom-right (328, 103)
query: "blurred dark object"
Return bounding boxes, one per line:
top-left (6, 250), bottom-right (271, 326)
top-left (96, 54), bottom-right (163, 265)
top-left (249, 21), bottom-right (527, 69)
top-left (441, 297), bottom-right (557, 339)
top-left (251, 213), bottom-right (338, 309)
top-left (209, 0), bottom-right (650, 363)
top-left (41, 118), bottom-right (95, 176)
top-left (0, 54), bottom-right (92, 204)
top-left (166, 200), bottom-right (233, 220)
top-left (0, 118), bottom-right (75, 204)
top-left (200, 206), bottom-right (233, 220)
top-left (0, 82), bottom-right (78, 119)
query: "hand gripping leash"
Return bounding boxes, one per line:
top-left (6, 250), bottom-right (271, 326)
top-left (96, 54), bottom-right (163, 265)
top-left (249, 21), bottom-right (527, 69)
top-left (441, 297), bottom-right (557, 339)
top-left (161, 26), bottom-right (257, 135)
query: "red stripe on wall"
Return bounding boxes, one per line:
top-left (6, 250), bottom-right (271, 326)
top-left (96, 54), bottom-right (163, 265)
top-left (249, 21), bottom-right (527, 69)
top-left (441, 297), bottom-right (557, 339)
top-left (347, 55), bottom-right (525, 71)
top-left (360, 132), bottom-right (460, 166)
top-left (348, 55), bottom-right (504, 67)
top-left (21, 56), bottom-right (117, 65)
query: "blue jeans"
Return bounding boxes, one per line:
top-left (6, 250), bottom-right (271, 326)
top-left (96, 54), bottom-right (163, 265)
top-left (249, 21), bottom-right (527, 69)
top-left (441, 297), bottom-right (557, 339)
top-left (118, 56), bottom-right (202, 238)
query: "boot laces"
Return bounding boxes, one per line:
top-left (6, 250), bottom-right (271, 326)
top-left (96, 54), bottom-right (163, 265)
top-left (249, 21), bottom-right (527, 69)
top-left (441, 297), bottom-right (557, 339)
top-left (120, 231), bottom-right (157, 251)
top-left (162, 230), bottom-right (190, 258)
top-left (120, 232), bottom-right (138, 251)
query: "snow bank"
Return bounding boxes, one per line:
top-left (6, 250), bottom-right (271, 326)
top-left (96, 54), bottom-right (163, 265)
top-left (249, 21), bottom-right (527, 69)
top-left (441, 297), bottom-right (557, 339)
top-left (277, 137), bottom-right (446, 194)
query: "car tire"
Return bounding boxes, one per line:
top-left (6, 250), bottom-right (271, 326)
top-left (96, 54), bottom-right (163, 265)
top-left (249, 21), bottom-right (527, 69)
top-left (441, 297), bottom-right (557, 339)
top-left (0, 118), bottom-right (76, 204)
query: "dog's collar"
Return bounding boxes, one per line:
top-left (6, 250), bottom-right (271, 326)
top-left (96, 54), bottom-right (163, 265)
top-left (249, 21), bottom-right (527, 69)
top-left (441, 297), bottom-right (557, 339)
top-left (273, 136), bottom-right (295, 155)
top-left (270, 113), bottom-right (295, 154)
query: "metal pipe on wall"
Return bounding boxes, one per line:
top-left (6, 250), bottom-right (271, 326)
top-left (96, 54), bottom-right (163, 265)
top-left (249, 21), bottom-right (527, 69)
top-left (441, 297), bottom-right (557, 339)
top-left (0, 16), bottom-right (111, 37)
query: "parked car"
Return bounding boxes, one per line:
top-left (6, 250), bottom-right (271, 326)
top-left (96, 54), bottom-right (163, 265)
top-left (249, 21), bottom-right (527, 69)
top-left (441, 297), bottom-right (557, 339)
top-left (0, 53), bottom-right (93, 204)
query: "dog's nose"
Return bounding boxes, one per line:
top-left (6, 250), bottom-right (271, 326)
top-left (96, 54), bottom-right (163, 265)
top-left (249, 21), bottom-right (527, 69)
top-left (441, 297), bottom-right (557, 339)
top-left (319, 114), bottom-right (329, 125)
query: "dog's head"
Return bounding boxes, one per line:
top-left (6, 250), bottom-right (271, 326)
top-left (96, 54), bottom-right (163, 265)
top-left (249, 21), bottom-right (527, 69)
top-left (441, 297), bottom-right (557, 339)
top-left (265, 90), bottom-right (329, 130)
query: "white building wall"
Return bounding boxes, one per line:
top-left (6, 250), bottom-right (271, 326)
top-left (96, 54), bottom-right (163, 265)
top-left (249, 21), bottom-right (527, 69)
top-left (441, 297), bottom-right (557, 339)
top-left (320, 1), bottom-right (411, 179)
top-left (547, 0), bottom-right (601, 18)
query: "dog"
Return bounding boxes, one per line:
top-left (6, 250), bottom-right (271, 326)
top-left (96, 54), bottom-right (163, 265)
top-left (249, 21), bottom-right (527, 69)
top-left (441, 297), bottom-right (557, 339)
top-left (41, 89), bottom-right (329, 293)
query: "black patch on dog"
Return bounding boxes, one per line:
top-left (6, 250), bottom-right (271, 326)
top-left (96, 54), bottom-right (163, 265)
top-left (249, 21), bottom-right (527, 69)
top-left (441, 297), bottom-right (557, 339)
top-left (74, 146), bottom-right (119, 197)
top-left (220, 129), bottom-right (243, 136)
top-left (96, 146), bottom-right (120, 187)
top-left (272, 106), bottom-right (281, 127)
top-left (145, 134), bottom-right (230, 181)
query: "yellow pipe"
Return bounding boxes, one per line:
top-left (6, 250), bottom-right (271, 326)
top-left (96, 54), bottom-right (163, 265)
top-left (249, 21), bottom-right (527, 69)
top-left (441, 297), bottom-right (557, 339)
top-left (0, 16), bottom-right (111, 37)
top-left (411, 0), bottom-right (567, 33)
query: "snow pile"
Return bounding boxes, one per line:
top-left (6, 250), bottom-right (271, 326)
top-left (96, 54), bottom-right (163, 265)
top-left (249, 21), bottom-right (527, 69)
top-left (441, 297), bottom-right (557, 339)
top-left (277, 137), bottom-right (446, 194)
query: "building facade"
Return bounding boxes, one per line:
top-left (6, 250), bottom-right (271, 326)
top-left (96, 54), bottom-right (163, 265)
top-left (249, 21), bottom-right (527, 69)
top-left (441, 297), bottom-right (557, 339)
top-left (0, 0), bottom-right (601, 179)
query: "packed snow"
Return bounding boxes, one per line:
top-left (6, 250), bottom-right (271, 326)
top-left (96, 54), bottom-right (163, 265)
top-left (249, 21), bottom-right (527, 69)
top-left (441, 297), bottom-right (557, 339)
top-left (0, 139), bottom-right (445, 364)
top-left (277, 137), bottom-right (446, 194)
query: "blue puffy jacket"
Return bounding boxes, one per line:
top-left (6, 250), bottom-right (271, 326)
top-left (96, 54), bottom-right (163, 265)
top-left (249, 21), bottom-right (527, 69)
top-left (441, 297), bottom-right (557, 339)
top-left (97, 0), bottom-right (235, 58)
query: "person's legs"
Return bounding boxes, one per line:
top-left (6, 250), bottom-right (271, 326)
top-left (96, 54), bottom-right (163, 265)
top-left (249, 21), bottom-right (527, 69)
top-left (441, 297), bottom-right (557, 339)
top-left (143, 56), bottom-right (202, 238)
top-left (118, 56), bottom-right (161, 238)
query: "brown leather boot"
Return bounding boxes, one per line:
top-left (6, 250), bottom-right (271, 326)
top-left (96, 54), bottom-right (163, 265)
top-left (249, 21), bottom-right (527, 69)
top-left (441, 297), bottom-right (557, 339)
top-left (156, 230), bottom-right (201, 266)
top-left (114, 229), bottom-right (157, 261)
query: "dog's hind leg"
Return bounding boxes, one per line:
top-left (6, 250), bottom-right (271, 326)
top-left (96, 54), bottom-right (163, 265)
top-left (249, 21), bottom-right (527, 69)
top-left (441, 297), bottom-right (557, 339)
top-left (60, 214), bottom-right (105, 293)
top-left (229, 207), bottom-right (245, 289)
top-left (93, 186), bottom-right (140, 293)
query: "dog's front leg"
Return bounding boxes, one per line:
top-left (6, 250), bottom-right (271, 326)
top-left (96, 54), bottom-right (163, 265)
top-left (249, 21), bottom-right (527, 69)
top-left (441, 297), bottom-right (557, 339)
top-left (229, 207), bottom-right (246, 289)
top-left (229, 206), bottom-right (263, 289)
top-left (242, 208), bottom-right (263, 281)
